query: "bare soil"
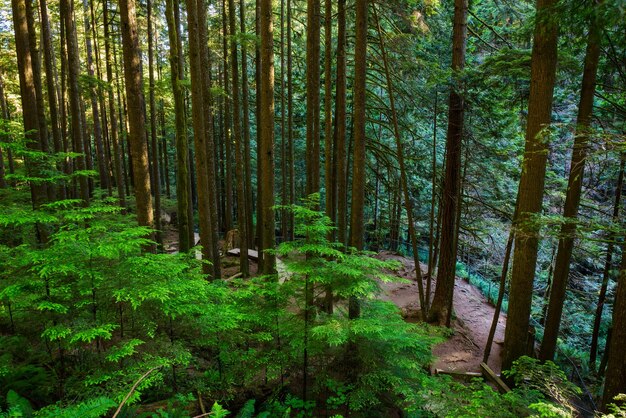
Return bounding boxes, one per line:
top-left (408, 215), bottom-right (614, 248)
top-left (375, 251), bottom-right (506, 374)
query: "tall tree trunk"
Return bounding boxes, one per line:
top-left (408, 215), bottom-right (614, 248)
top-left (59, 13), bottom-right (73, 196)
top-left (590, 155), bottom-right (625, 369)
top-left (62, 0), bottom-right (90, 204)
top-left (540, 7), bottom-right (602, 361)
top-left (147, 0), bottom-right (162, 248)
top-left (104, 0), bottom-right (126, 209)
top-left (323, 0), bottom-right (334, 230)
top-left (82, 0), bottom-right (108, 192)
top-left (256, 0), bottom-right (263, 265)
top-left (305, 0), bottom-right (321, 197)
top-left (280, 0), bottom-right (287, 241)
top-left (118, 0), bottom-right (155, 248)
top-left (259, 0), bottom-right (276, 275)
top-left (426, 90), bottom-right (438, 307)
top-left (0, 74), bottom-right (6, 187)
top-left (39, 0), bottom-right (63, 195)
top-left (199, 0), bottom-right (222, 279)
top-left (348, 0), bottom-right (368, 319)
top-left (601, 241), bottom-right (626, 410)
top-left (165, 0), bottom-right (193, 251)
top-left (12, 0), bottom-right (48, 211)
top-left (240, 0), bottom-right (254, 249)
top-left (229, 0), bottom-right (249, 277)
top-left (222, 0), bottom-right (233, 234)
top-left (335, 0), bottom-right (347, 248)
top-left (286, 0), bottom-right (295, 241)
top-left (91, 0), bottom-right (113, 198)
top-left (428, 0), bottom-right (468, 326)
top-left (186, 0), bottom-right (221, 277)
top-left (502, 0), bottom-right (558, 371)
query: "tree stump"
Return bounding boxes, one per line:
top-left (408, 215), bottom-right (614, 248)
top-left (224, 229), bottom-right (240, 252)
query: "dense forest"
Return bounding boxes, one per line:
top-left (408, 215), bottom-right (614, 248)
top-left (1, 0), bottom-right (626, 415)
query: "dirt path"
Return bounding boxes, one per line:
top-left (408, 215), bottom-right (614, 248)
top-left (376, 251), bottom-right (506, 374)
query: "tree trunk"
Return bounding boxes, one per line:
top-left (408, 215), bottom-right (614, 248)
top-left (229, 0), bottom-right (249, 277)
top-left (103, 0), bottom-right (126, 209)
top-left (428, 0), bottom-right (468, 326)
top-left (199, 0), bottom-right (222, 279)
top-left (590, 155), bottom-right (625, 369)
top-left (12, 0), bottom-right (48, 211)
top-left (601, 241), bottom-right (626, 410)
top-left (426, 90), bottom-right (438, 308)
top-left (62, 0), bottom-right (90, 205)
top-left (348, 0), bottom-right (368, 319)
top-left (287, 0), bottom-right (295, 241)
top-left (502, 0), bottom-right (558, 371)
top-left (25, 0), bottom-right (52, 203)
top-left (280, 0), bottom-right (287, 242)
top-left (39, 0), bottom-right (64, 196)
top-left (306, 0), bottom-right (321, 197)
top-left (240, 0), bottom-right (254, 248)
top-left (118, 0), bottom-right (155, 248)
top-left (323, 0), bottom-right (334, 231)
top-left (165, 0), bottom-right (193, 251)
top-left (222, 0), bottom-right (233, 234)
top-left (259, 0), bottom-right (276, 275)
top-left (186, 0), bottom-right (221, 277)
top-left (82, 0), bottom-right (108, 192)
top-left (335, 0), bottom-right (347, 248)
top-left (147, 0), bottom-right (162, 248)
top-left (540, 7), bottom-right (602, 361)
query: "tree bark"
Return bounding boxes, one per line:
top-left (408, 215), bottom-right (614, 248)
top-left (287, 0), bottom-right (295, 241)
top-left (240, 0), bottom-right (255, 248)
top-left (590, 155), bottom-right (625, 369)
top-left (12, 0), bottom-right (48, 210)
top-left (601, 241), bottom-right (626, 410)
top-left (335, 0), bottom-right (347, 248)
top-left (39, 0), bottom-right (64, 196)
top-left (428, 0), bottom-right (468, 326)
top-left (229, 0), bottom-right (249, 277)
top-left (118, 0), bottom-right (155, 248)
top-left (147, 0), bottom-right (162, 248)
top-left (62, 0), bottom-right (90, 205)
top-left (82, 0), bottom-right (108, 192)
top-left (259, 0), bottom-right (276, 275)
top-left (323, 0), bottom-right (335, 231)
top-left (502, 0), bottom-right (558, 371)
top-left (165, 0), bottom-right (193, 251)
top-left (305, 0), bottom-right (321, 198)
top-left (348, 0), bottom-right (368, 319)
top-left (540, 6), bottom-right (602, 361)
top-left (199, 0), bottom-right (222, 278)
top-left (103, 0), bottom-right (126, 209)
top-left (222, 0), bottom-right (233, 234)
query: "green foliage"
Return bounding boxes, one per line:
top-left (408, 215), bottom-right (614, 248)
top-left (504, 357), bottom-right (582, 417)
top-left (422, 376), bottom-right (534, 417)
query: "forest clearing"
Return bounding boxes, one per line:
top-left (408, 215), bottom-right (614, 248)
top-left (1, 0), bottom-right (626, 416)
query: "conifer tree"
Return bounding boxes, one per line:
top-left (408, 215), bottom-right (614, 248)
top-left (502, 0), bottom-right (559, 371)
top-left (118, 0), bottom-right (155, 247)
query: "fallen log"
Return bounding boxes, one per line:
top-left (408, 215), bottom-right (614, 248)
top-left (480, 362), bottom-right (511, 394)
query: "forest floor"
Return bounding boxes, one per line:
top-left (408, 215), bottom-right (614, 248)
top-left (163, 226), bottom-right (506, 375)
top-left (374, 251), bottom-right (506, 375)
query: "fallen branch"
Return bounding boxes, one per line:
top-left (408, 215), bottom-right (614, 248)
top-left (112, 367), bottom-right (161, 418)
